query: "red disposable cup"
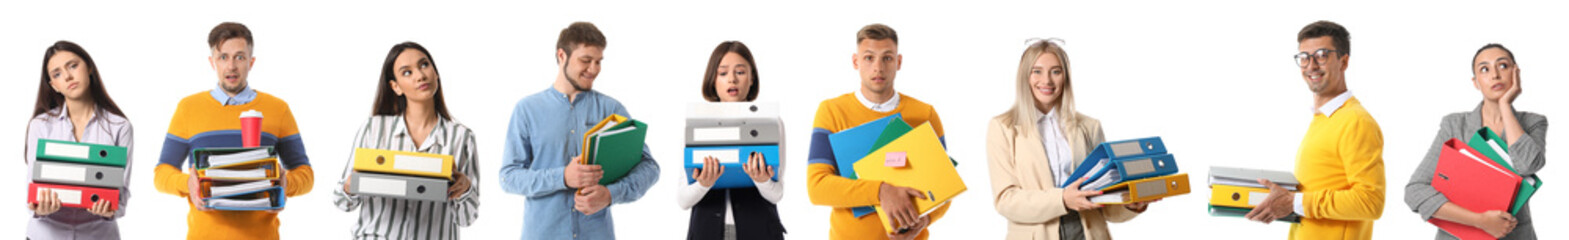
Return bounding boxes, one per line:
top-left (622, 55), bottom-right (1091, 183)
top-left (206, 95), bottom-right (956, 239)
top-left (240, 110), bottom-right (264, 148)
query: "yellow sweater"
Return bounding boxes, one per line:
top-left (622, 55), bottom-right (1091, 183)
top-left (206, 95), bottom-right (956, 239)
top-left (153, 91), bottom-right (315, 240)
top-left (1292, 97), bottom-right (1385, 240)
top-left (806, 93), bottom-right (949, 240)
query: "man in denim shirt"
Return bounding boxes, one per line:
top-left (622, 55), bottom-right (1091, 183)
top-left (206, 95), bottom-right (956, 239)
top-left (499, 21), bottom-right (660, 240)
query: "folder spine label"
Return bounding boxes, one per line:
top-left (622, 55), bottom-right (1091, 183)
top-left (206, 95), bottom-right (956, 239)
top-left (43, 141), bottom-right (91, 160)
top-left (1108, 141), bottom-right (1146, 157)
top-left (692, 127), bottom-right (741, 142)
top-left (40, 187), bottom-right (84, 205)
top-left (690, 149), bottom-right (741, 164)
top-left (394, 155), bottom-right (445, 173)
top-left (39, 164), bottom-right (87, 182)
top-left (1133, 179), bottom-right (1168, 198)
top-left (1122, 158), bottom-right (1157, 176)
top-left (359, 176), bottom-right (408, 196)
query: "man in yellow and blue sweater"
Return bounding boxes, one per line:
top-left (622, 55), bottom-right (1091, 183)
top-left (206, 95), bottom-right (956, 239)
top-left (805, 23), bottom-right (949, 240)
top-left (1245, 20), bottom-right (1385, 240)
top-left (153, 22), bottom-right (314, 240)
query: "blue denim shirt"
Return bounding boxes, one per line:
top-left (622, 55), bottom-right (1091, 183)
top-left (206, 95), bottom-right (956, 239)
top-left (500, 87), bottom-right (660, 240)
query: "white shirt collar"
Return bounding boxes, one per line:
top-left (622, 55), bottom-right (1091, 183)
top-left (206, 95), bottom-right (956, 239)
top-left (1037, 107), bottom-right (1059, 124)
top-left (854, 90), bottom-right (901, 113)
top-left (1313, 91), bottom-right (1354, 117)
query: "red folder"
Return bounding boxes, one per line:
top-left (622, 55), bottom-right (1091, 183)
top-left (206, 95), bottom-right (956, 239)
top-left (1429, 138), bottom-right (1520, 240)
top-left (27, 183), bottom-right (120, 211)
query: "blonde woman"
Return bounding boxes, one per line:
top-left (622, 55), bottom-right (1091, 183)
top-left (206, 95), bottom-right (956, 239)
top-left (986, 39), bottom-right (1153, 240)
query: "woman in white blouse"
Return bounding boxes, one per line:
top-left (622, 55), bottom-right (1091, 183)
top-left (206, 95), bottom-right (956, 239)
top-left (25, 41), bottom-right (134, 240)
top-left (678, 41), bottom-right (786, 240)
top-left (986, 39), bottom-right (1154, 240)
top-left (333, 42), bottom-right (480, 240)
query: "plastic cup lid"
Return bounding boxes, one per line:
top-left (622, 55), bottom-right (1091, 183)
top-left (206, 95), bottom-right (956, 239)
top-left (240, 109), bottom-right (264, 118)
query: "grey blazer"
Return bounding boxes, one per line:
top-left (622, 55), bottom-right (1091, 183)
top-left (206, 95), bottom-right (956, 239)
top-left (1404, 103), bottom-right (1547, 240)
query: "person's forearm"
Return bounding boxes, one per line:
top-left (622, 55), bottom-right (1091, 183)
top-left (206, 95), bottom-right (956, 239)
top-left (153, 164), bottom-right (190, 196)
top-left (676, 182), bottom-right (710, 210)
top-left (1432, 202), bottom-right (1483, 227)
top-left (805, 164), bottom-right (884, 207)
top-left (607, 154), bottom-right (661, 204)
top-left (1499, 103), bottom-right (1526, 144)
top-left (755, 178), bottom-right (784, 203)
top-left (283, 165), bottom-right (315, 197)
top-left (499, 162), bottom-right (569, 197)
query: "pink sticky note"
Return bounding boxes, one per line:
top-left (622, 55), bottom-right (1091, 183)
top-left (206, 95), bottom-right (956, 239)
top-left (885, 152), bottom-right (908, 167)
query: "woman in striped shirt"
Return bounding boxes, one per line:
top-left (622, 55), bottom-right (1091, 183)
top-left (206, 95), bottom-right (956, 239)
top-left (333, 42), bottom-right (480, 239)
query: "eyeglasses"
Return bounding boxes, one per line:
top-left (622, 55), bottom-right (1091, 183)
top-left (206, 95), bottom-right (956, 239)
top-left (1293, 49), bottom-right (1341, 67)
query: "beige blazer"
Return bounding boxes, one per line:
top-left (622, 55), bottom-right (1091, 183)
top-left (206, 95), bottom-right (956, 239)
top-left (987, 114), bottom-right (1140, 240)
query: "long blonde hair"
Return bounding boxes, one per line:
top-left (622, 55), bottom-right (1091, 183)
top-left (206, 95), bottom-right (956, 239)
top-left (999, 40), bottom-right (1079, 134)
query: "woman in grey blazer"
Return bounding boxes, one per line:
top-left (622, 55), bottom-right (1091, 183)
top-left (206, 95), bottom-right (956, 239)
top-left (1403, 43), bottom-right (1546, 239)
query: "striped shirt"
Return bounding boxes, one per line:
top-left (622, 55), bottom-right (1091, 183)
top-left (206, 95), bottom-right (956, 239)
top-left (332, 115), bottom-right (480, 240)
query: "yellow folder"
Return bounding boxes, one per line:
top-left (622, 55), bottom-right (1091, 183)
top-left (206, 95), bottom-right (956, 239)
top-left (1209, 184), bottom-right (1273, 208)
top-left (581, 114), bottom-right (630, 163)
top-left (352, 148), bottom-right (454, 179)
top-left (1092, 173), bottom-right (1190, 204)
top-left (852, 123), bottom-right (966, 234)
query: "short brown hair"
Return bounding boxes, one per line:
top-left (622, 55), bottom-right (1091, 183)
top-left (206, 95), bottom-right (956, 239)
top-left (1297, 20), bottom-right (1349, 55)
top-left (208, 22), bottom-right (253, 49)
top-left (856, 24), bottom-right (897, 45)
top-left (556, 22), bottom-right (606, 59)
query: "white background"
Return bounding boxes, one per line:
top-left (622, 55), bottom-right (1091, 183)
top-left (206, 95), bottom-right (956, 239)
top-left (1, 0), bottom-right (1564, 239)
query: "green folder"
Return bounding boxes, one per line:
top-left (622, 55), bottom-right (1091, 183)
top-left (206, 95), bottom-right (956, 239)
top-left (1468, 127), bottom-right (1541, 215)
top-left (870, 118), bottom-right (913, 152)
top-left (36, 139), bottom-right (128, 167)
top-left (587, 119), bottom-right (648, 185)
top-left (1208, 205), bottom-right (1301, 223)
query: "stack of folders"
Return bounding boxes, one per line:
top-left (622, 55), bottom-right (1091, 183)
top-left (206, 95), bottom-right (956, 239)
top-left (1061, 137), bottom-right (1191, 205)
top-left (29, 139), bottom-right (128, 210)
top-left (1207, 166), bottom-right (1302, 223)
top-left (349, 148), bottom-right (455, 202)
top-left (683, 102), bottom-right (782, 189)
top-left (1428, 127), bottom-right (1541, 239)
top-left (581, 114), bottom-right (649, 185)
top-left (191, 147), bottom-right (285, 211)
top-left (844, 120), bottom-right (967, 234)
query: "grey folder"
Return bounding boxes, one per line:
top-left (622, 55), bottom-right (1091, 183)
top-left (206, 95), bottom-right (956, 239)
top-left (685, 118), bottom-right (782, 146)
top-left (350, 172), bottom-right (449, 202)
top-left (32, 161), bottom-right (126, 188)
top-left (1208, 166), bottom-right (1299, 190)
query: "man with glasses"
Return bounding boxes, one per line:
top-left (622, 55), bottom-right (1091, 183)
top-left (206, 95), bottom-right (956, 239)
top-left (1243, 20), bottom-right (1386, 240)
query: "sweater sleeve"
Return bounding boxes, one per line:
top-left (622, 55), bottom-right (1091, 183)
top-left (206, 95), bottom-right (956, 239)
top-left (1304, 117), bottom-right (1386, 220)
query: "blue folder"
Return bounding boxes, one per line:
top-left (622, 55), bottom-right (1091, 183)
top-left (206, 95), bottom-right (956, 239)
top-left (204, 186), bottom-right (285, 211)
top-left (826, 114), bottom-right (902, 180)
top-left (1060, 137), bottom-right (1171, 188)
top-left (684, 145), bottom-right (781, 189)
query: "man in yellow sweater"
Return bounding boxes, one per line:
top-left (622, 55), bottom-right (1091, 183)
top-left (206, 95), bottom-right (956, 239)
top-left (805, 23), bottom-right (949, 240)
top-left (1245, 20), bottom-right (1385, 240)
top-left (153, 22), bottom-right (314, 240)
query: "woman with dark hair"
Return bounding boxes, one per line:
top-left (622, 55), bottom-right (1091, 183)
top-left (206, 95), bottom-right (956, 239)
top-left (679, 41), bottom-right (786, 240)
top-left (1404, 43), bottom-right (1545, 240)
top-left (332, 42), bottom-right (480, 240)
top-left (25, 40), bottom-right (134, 240)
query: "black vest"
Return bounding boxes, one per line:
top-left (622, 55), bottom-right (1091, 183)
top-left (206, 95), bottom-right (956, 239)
top-left (686, 187), bottom-right (786, 240)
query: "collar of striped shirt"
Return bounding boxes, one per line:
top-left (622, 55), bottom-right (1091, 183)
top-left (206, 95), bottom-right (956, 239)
top-left (389, 114), bottom-right (451, 151)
